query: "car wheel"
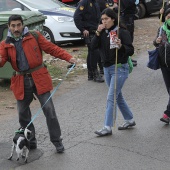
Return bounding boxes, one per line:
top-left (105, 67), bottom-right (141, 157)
top-left (136, 3), bottom-right (146, 19)
top-left (43, 26), bottom-right (55, 43)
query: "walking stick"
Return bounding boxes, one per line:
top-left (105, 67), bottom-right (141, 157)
top-left (160, 0), bottom-right (165, 25)
top-left (113, 0), bottom-right (121, 127)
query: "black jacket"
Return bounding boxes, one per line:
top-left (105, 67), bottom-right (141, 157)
top-left (91, 27), bottom-right (134, 67)
top-left (154, 27), bottom-right (170, 67)
top-left (96, 0), bottom-right (114, 12)
top-left (74, 0), bottom-right (101, 33)
top-left (120, 0), bottom-right (136, 15)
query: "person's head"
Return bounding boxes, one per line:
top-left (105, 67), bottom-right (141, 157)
top-left (101, 8), bottom-right (118, 29)
top-left (165, 8), bottom-right (170, 19)
top-left (8, 15), bottom-right (24, 38)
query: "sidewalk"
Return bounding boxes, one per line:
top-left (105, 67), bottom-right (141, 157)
top-left (1, 51), bottom-right (170, 170)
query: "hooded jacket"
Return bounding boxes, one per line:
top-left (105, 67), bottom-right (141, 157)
top-left (0, 31), bottom-right (72, 100)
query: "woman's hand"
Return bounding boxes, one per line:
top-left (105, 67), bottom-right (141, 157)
top-left (115, 38), bottom-right (122, 49)
top-left (160, 8), bottom-right (164, 14)
top-left (156, 36), bottom-right (162, 44)
top-left (97, 24), bottom-right (105, 33)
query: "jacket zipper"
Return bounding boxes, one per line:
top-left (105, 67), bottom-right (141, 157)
top-left (165, 43), bottom-right (169, 67)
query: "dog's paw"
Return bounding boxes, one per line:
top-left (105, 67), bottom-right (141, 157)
top-left (24, 159), bottom-right (27, 163)
top-left (8, 156), bottom-right (12, 160)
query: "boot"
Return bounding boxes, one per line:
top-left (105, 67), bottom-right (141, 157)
top-left (88, 70), bottom-right (93, 81)
top-left (92, 69), bottom-right (104, 83)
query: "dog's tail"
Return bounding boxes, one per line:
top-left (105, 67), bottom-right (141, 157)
top-left (24, 128), bottom-right (32, 141)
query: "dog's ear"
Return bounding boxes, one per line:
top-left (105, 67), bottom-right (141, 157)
top-left (24, 129), bottom-right (32, 141)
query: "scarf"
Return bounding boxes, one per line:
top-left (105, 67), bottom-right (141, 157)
top-left (7, 26), bottom-right (29, 41)
top-left (163, 22), bottom-right (170, 43)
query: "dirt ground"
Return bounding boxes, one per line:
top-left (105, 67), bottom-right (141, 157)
top-left (0, 14), bottom-right (161, 119)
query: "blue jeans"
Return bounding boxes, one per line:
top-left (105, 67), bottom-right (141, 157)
top-left (104, 64), bottom-right (133, 127)
top-left (17, 76), bottom-right (62, 147)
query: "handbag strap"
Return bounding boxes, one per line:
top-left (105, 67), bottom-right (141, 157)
top-left (159, 26), bottom-right (163, 37)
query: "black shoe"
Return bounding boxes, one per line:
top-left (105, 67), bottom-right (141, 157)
top-left (56, 140), bottom-right (65, 153)
top-left (88, 70), bottom-right (93, 81)
top-left (88, 76), bottom-right (93, 81)
top-left (30, 144), bottom-right (37, 149)
top-left (131, 59), bottom-right (137, 63)
top-left (100, 69), bottom-right (104, 74)
top-left (30, 138), bottom-right (37, 149)
top-left (93, 70), bottom-right (104, 83)
top-left (133, 62), bottom-right (137, 67)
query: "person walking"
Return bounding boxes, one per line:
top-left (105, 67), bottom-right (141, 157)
top-left (0, 15), bottom-right (76, 152)
top-left (74, 0), bottom-right (104, 82)
top-left (153, 9), bottom-right (170, 124)
top-left (159, 0), bottom-right (170, 22)
top-left (92, 8), bottom-right (136, 136)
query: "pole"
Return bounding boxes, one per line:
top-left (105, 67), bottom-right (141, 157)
top-left (160, 0), bottom-right (165, 25)
top-left (113, 0), bottom-right (121, 127)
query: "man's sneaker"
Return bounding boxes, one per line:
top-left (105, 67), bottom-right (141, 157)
top-left (56, 140), bottom-right (65, 153)
top-left (118, 120), bottom-right (136, 130)
top-left (160, 114), bottom-right (170, 124)
top-left (94, 127), bottom-right (112, 136)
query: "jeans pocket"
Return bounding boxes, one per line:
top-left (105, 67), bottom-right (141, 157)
top-left (118, 64), bottom-right (129, 75)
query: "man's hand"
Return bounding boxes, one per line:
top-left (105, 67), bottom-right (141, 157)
top-left (69, 58), bottom-right (76, 64)
top-left (83, 30), bottom-right (89, 37)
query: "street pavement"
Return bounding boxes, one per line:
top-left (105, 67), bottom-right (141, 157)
top-left (1, 51), bottom-right (170, 170)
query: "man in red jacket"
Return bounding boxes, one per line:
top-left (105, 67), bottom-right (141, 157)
top-left (0, 14), bottom-right (76, 153)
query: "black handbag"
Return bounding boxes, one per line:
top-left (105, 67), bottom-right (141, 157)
top-left (147, 48), bottom-right (160, 70)
top-left (147, 27), bottom-right (162, 70)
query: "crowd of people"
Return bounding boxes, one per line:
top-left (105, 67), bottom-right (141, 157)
top-left (0, 0), bottom-right (169, 153)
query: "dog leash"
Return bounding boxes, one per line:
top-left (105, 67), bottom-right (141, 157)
top-left (26, 63), bottom-right (76, 129)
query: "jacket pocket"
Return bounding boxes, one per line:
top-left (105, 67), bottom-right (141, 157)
top-left (10, 75), bottom-right (24, 100)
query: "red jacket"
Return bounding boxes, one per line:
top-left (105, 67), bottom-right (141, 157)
top-left (0, 31), bottom-right (72, 100)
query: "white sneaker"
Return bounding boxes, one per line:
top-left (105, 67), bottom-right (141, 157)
top-left (118, 120), bottom-right (136, 130)
top-left (94, 127), bottom-right (112, 136)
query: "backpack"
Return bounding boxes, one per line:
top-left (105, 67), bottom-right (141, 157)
top-left (29, 30), bottom-right (39, 42)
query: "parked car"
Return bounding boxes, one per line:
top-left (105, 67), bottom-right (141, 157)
top-left (137, 0), bottom-right (163, 19)
top-left (0, 0), bottom-right (82, 44)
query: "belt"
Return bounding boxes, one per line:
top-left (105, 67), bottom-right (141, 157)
top-left (15, 64), bottom-right (44, 76)
top-left (23, 73), bottom-right (32, 77)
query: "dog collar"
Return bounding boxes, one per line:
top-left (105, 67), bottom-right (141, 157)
top-left (15, 129), bottom-right (24, 134)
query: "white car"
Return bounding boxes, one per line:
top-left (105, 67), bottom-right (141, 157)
top-left (0, 0), bottom-right (82, 44)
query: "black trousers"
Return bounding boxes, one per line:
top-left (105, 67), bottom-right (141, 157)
top-left (161, 67), bottom-right (170, 116)
top-left (17, 77), bottom-right (62, 147)
top-left (84, 34), bottom-right (100, 71)
top-left (121, 14), bottom-right (134, 42)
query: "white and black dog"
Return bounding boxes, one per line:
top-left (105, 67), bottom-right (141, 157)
top-left (8, 127), bottom-right (32, 163)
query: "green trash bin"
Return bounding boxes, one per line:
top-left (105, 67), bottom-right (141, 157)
top-left (0, 11), bottom-right (47, 79)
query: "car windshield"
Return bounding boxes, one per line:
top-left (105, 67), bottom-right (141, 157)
top-left (21, 0), bottom-right (66, 10)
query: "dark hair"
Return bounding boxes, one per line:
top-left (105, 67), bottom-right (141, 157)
top-left (101, 8), bottom-right (118, 26)
top-left (8, 15), bottom-right (23, 25)
top-left (165, 8), bottom-right (170, 17)
top-left (101, 8), bottom-right (126, 29)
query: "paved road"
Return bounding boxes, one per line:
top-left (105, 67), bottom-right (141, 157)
top-left (1, 51), bottom-right (170, 170)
